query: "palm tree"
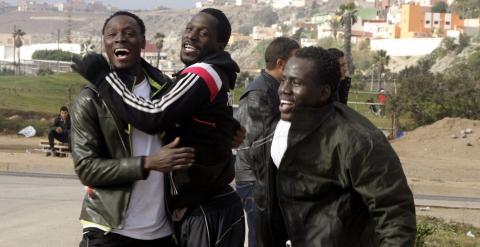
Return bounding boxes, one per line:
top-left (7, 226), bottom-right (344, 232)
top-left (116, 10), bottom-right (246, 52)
top-left (339, 2), bottom-right (358, 75)
top-left (373, 49), bottom-right (390, 90)
top-left (154, 32), bottom-right (165, 68)
top-left (329, 16), bottom-right (341, 40)
top-left (13, 28), bottom-right (26, 74)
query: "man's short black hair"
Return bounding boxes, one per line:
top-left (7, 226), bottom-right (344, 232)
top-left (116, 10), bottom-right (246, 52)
top-left (60, 106), bottom-right (68, 112)
top-left (295, 46), bottom-right (340, 90)
top-left (200, 8), bottom-right (231, 44)
top-left (327, 48), bottom-right (344, 60)
top-left (102, 11), bottom-right (146, 36)
top-left (265, 37), bottom-right (300, 70)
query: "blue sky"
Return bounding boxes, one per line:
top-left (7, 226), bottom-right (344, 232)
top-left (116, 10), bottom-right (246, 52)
top-left (5, 0), bottom-right (197, 10)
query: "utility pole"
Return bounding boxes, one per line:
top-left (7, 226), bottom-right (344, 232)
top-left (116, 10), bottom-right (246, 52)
top-left (13, 25), bottom-right (16, 74)
top-left (57, 28), bottom-right (60, 72)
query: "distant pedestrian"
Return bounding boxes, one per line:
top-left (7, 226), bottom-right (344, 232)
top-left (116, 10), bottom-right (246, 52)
top-left (377, 89), bottom-right (387, 116)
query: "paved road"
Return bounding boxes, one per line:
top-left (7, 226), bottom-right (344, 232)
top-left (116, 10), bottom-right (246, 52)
top-left (414, 194), bottom-right (480, 209)
top-left (2, 172), bottom-right (480, 246)
top-left (0, 174), bottom-right (83, 247)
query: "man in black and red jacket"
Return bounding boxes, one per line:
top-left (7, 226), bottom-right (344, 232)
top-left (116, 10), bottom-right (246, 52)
top-left (73, 8), bottom-right (245, 247)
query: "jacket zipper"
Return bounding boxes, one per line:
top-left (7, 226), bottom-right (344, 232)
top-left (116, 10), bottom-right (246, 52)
top-left (100, 96), bottom-right (130, 229)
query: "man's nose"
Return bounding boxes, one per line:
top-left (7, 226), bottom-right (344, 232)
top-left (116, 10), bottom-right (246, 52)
top-left (114, 33), bottom-right (126, 43)
top-left (185, 30), bottom-right (198, 40)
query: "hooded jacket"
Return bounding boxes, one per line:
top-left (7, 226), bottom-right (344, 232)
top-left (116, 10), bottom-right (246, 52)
top-left (96, 51), bottom-right (240, 209)
top-left (276, 103), bottom-right (416, 246)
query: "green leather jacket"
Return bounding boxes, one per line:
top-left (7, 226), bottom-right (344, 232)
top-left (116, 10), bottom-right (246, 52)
top-left (276, 103), bottom-right (416, 246)
top-left (71, 84), bottom-right (147, 229)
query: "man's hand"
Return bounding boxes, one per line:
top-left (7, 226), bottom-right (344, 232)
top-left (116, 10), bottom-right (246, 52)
top-left (55, 127), bottom-right (63, 133)
top-left (144, 137), bottom-right (195, 172)
top-left (232, 126), bottom-right (246, 148)
top-left (71, 53), bottom-right (110, 85)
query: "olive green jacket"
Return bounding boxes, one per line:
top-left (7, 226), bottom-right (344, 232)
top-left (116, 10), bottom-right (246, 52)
top-left (71, 84), bottom-right (147, 229)
top-left (276, 102), bottom-right (416, 247)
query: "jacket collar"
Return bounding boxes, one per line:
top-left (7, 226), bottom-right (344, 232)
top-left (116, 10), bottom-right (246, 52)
top-left (287, 103), bottom-right (335, 148)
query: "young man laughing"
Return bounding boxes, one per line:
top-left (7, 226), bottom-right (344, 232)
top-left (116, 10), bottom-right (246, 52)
top-left (73, 9), bottom-right (245, 247)
top-left (271, 47), bottom-right (416, 246)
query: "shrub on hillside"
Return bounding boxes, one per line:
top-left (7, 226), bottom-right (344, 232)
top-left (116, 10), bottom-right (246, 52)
top-left (32, 49), bottom-right (81, 62)
top-left (396, 64), bottom-right (480, 129)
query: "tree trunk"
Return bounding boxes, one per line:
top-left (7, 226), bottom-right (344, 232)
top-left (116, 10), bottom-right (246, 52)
top-left (343, 14), bottom-right (355, 75)
top-left (156, 51), bottom-right (160, 68)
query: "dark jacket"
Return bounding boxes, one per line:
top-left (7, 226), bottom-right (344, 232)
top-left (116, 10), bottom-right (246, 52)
top-left (71, 74), bottom-right (166, 229)
top-left (50, 115), bottom-right (71, 135)
top-left (275, 102), bottom-right (416, 247)
top-left (235, 70), bottom-right (288, 247)
top-left (235, 70), bottom-right (280, 182)
top-left (338, 77), bottom-right (351, 105)
top-left (96, 52), bottom-right (240, 209)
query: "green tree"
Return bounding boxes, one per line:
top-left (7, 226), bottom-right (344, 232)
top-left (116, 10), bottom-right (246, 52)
top-left (339, 2), bottom-right (358, 75)
top-left (13, 28), bottom-right (26, 74)
top-left (32, 50), bottom-right (81, 62)
top-left (431, 1), bottom-right (449, 13)
top-left (373, 49), bottom-right (390, 90)
top-left (329, 17), bottom-right (341, 40)
top-left (254, 7), bottom-right (279, 27)
top-left (450, 0), bottom-right (480, 18)
top-left (154, 32), bottom-right (165, 68)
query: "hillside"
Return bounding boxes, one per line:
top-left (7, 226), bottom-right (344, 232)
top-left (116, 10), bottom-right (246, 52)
top-left (0, 1), bottom-right (374, 69)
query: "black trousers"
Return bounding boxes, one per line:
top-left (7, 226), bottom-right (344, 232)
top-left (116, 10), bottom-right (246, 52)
top-left (48, 129), bottom-right (69, 149)
top-left (79, 228), bottom-right (176, 247)
top-left (175, 189), bottom-right (245, 247)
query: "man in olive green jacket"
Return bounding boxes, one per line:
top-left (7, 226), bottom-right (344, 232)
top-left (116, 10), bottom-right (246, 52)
top-left (271, 47), bottom-right (416, 246)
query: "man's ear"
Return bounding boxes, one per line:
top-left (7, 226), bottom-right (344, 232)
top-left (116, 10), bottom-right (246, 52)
top-left (276, 58), bottom-right (286, 70)
top-left (319, 84), bottom-right (332, 102)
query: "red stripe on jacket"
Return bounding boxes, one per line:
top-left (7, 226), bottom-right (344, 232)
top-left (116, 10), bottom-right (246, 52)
top-left (181, 66), bottom-right (219, 102)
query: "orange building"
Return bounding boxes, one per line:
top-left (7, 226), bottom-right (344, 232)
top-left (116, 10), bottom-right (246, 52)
top-left (399, 3), bottom-right (463, 38)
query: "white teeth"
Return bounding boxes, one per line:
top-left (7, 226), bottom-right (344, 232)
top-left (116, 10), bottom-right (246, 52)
top-left (281, 100), bottom-right (293, 105)
top-left (184, 44), bottom-right (197, 51)
top-left (115, 48), bottom-right (129, 52)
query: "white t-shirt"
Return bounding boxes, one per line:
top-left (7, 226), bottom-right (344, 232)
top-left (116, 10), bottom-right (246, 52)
top-left (112, 78), bottom-right (173, 240)
top-left (271, 120), bottom-right (291, 169)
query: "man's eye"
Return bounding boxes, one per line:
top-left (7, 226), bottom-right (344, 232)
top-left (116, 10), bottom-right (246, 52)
top-left (200, 30), bottom-right (209, 37)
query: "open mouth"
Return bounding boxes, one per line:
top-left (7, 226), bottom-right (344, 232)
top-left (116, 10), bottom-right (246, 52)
top-left (279, 99), bottom-right (294, 112)
top-left (183, 43), bottom-right (199, 53)
top-left (114, 48), bottom-right (130, 60)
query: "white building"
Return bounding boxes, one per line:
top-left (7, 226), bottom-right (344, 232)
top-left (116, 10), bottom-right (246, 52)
top-left (0, 43), bottom-right (81, 61)
top-left (370, 38), bottom-right (442, 56)
top-left (252, 26), bottom-right (282, 40)
top-left (271, 0), bottom-right (291, 9)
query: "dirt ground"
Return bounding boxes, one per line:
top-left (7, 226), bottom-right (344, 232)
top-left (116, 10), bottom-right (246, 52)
top-left (1, 117), bottom-right (480, 227)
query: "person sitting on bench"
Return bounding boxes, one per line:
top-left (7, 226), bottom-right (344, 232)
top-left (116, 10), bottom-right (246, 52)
top-left (47, 106), bottom-right (71, 156)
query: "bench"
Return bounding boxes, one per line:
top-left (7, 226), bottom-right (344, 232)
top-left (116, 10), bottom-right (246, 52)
top-left (40, 141), bottom-right (71, 157)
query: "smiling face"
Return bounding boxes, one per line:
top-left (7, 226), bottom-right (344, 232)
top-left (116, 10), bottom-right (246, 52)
top-left (103, 15), bottom-right (145, 72)
top-left (278, 57), bottom-right (331, 121)
top-left (180, 12), bottom-right (224, 66)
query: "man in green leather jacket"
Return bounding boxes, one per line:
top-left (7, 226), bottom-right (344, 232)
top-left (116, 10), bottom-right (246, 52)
top-left (271, 46), bottom-right (416, 246)
top-left (71, 11), bottom-right (194, 246)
